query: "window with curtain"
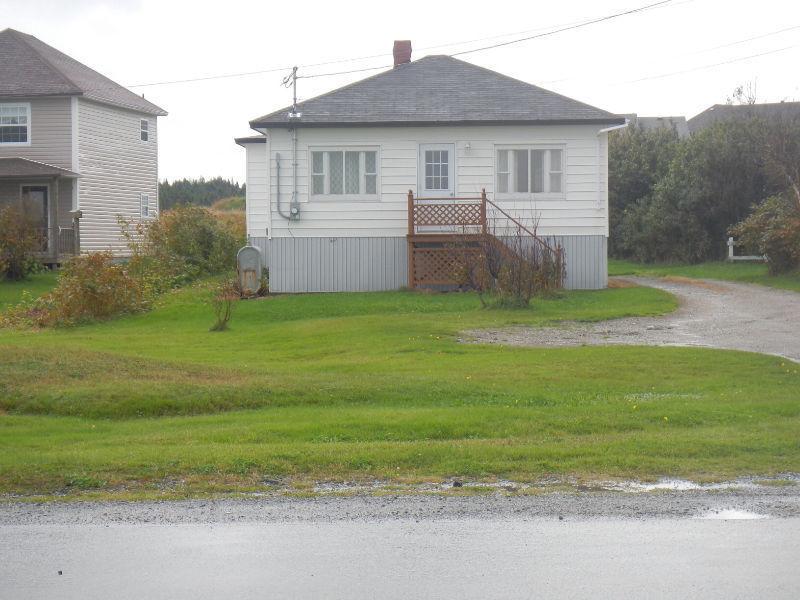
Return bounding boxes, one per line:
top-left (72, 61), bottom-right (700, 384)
top-left (496, 147), bottom-right (564, 195)
top-left (311, 148), bottom-right (378, 198)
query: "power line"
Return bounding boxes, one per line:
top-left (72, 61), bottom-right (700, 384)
top-left (298, 0), bottom-right (676, 79)
top-left (621, 44), bottom-right (800, 84)
top-left (449, 0), bottom-right (675, 57)
top-left (688, 24), bottom-right (800, 55)
top-left (538, 23), bottom-right (800, 86)
top-left (119, 0), bottom-right (676, 88)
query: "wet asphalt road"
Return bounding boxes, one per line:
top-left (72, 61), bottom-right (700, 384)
top-left (465, 276), bottom-right (800, 362)
top-left (2, 491), bottom-right (799, 599)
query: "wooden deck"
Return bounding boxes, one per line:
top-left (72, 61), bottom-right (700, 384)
top-left (406, 189), bottom-right (563, 289)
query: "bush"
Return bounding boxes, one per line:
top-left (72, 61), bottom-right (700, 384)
top-left (452, 225), bottom-right (565, 308)
top-left (123, 205), bottom-right (244, 289)
top-left (615, 120), bottom-right (774, 263)
top-left (0, 205), bottom-right (42, 281)
top-left (2, 252), bottom-right (149, 327)
top-left (609, 124), bottom-right (681, 257)
top-left (730, 195), bottom-right (800, 274)
top-left (210, 279), bottom-right (239, 331)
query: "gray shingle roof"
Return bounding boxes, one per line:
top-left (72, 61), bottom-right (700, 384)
top-left (688, 102), bottom-right (800, 133)
top-left (0, 157), bottom-right (79, 178)
top-left (0, 28), bottom-right (166, 116)
top-left (251, 55), bottom-right (623, 128)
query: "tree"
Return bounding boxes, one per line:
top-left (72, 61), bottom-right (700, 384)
top-left (608, 124), bottom-right (682, 257)
top-left (159, 177), bottom-right (245, 210)
top-left (616, 120), bottom-right (776, 263)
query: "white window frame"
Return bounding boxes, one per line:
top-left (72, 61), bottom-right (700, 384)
top-left (418, 143), bottom-right (455, 198)
top-left (140, 193), bottom-right (150, 218)
top-left (308, 146), bottom-right (380, 201)
top-left (140, 119), bottom-right (149, 142)
top-left (0, 102), bottom-right (32, 146)
top-left (494, 145), bottom-right (566, 199)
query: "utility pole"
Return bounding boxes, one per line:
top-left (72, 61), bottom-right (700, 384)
top-left (282, 66), bottom-right (299, 117)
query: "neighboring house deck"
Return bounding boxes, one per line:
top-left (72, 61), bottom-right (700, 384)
top-left (0, 28), bottom-right (166, 263)
top-left (237, 42), bottom-right (625, 292)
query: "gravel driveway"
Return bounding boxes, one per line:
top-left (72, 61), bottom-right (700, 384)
top-left (464, 276), bottom-right (800, 362)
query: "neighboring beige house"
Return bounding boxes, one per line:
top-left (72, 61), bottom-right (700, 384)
top-left (238, 42), bottom-right (625, 292)
top-left (0, 28), bottom-right (166, 262)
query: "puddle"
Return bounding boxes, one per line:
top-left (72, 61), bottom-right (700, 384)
top-left (695, 509), bottom-right (768, 520)
top-left (601, 478), bottom-right (761, 493)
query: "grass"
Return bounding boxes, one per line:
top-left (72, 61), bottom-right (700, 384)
top-left (0, 270), bottom-right (59, 310)
top-left (610, 259), bottom-right (800, 292)
top-left (1, 281), bottom-right (799, 499)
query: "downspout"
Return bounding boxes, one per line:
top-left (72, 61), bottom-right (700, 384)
top-left (596, 120), bottom-right (628, 226)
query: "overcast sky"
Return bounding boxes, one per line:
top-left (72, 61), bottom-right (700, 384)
top-left (6, 0), bottom-right (800, 182)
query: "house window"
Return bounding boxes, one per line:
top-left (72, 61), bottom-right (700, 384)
top-left (496, 147), bottom-right (564, 195)
top-left (140, 193), bottom-right (150, 218)
top-left (424, 149), bottom-right (449, 191)
top-left (140, 119), bottom-right (149, 141)
top-left (0, 103), bottom-right (31, 145)
top-left (310, 149), bottom-right (378, 198)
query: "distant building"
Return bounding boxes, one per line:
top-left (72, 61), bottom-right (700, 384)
top-left (688, 102), bottom-right (800, 133)
top-left (624, 114), bottom-right (689, 138)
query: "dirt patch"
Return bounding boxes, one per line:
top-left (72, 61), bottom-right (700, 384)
top-left (660, 275), bottom-right (730, 293)
top-left (464, 276), bottom-right (800, 362)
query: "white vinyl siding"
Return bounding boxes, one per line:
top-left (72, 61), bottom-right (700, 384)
top-left (310, 148), bottom-right (378, 199)
top-left (77, 99), bottom-right (159, 253)
top-left (246, 124), bottom-right (608, 240)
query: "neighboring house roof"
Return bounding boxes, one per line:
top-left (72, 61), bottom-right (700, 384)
top-left (688, 101), bottom-right (800, 133)
top-left (0, 157), bottom-right (79, 178)
top-left (235, 135), bottom-right (266, 146)
top-left (250, 55), bottom-right (624, 128)
top-left (0, 28), bottom-right (167, 116)
top-left (624, 113), bottom-right (689, 138)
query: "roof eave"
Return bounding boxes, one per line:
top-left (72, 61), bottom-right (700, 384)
top-left (249, 117), bottom-right (627, 129)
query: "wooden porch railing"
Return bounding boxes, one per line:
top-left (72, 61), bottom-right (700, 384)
top-left (33, 226), bottom-right (79, 262)
top-left (406, 189), bottom-right (564, 288)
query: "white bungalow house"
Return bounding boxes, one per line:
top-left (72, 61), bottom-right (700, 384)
top-left (237, 41), bottom-right (625, 292)
top-left (0, 28), bottom-right (166, 263)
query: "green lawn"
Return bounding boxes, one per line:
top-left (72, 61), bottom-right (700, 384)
top-left (1, 281), bottom-right (799, 499)
top-left (0, 271), bottom-right (59, 310)
top-left (610, 259), bottom-right (800, 292)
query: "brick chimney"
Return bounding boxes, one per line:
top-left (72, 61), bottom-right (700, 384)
top-left (393, 40), bottom-right (412, 67)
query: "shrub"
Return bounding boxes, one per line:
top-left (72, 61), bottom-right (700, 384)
top-left (2, 252), bottom-right (149, 327)
top-left (609, 124), bottom-right (682, 257)
top-left (730, 195), bottom-right (800, 274)
top-left (452, 223), bottom-right (565, 308)
top-left (210, 279), bottom-right (239, 331)
top-left (615, 120), bottom-right (774, 263)
top-left (122, 205), bottom-right (245, 289)
top-left (0, 205), bottom-right (42, 281)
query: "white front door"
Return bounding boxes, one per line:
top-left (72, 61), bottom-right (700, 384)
top-left (418, 143), bottom-right (455, 197)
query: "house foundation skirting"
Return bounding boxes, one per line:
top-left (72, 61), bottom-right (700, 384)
top-left (250, 235), bottom-right (607, 293)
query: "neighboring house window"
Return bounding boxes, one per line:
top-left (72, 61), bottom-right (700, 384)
top-left (310, 148), bottom-right (378, 198)
top-left (0, 103), bottom-right (31, 145)
top-left (140, 193), bottom-right (150, 218)
top-left (496, 147), bottom-right (564, 195)
top-left (140, 119), bottom-right (149, 141)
